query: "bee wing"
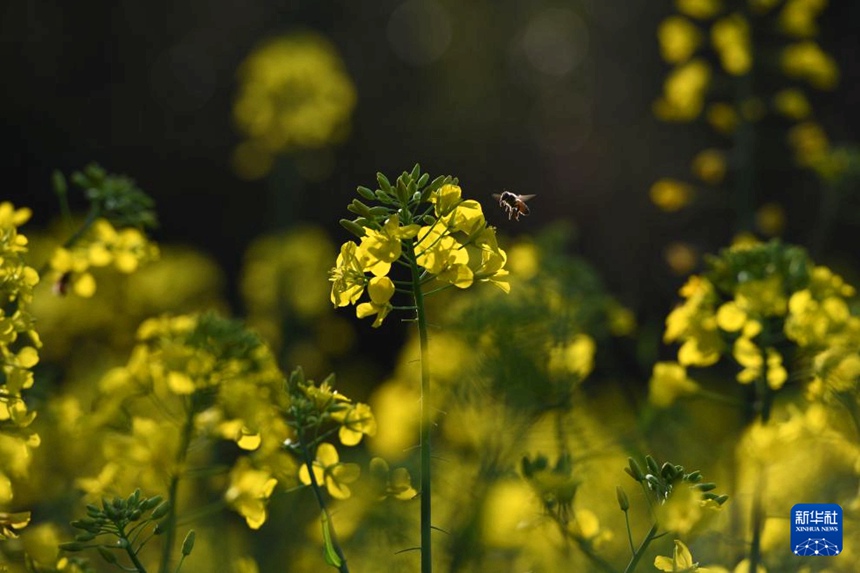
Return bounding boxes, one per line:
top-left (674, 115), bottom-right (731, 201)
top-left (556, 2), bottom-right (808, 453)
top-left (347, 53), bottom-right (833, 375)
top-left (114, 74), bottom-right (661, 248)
top-left (491, 193), bottom-right (502, 200)
top-left (517, 194), bottom-right (536, 202)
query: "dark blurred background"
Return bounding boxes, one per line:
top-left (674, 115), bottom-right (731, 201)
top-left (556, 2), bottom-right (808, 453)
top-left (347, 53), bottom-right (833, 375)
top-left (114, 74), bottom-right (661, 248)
top-left (2, 0), bottom-right (859, 320)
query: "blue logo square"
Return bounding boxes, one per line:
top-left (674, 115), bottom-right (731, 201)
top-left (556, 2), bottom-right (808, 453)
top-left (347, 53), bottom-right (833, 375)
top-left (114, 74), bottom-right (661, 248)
top-left (791, 503), bottom-right (842, 556)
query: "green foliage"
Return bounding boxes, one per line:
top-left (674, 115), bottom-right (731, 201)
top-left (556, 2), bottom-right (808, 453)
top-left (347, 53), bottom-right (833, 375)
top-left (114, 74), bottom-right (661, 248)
top-left (57, 163), bottom-right (158, 230)
top-left (60, 490), bottom-right (194, 573)
top-left (704, 239), bottom-right (811, 295)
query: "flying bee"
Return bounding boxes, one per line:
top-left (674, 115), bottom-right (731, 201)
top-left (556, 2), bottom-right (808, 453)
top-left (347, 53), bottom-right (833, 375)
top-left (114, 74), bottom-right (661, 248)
top-left (492, 191), bottom-right (536, 221)
top-left (52, 272), bottom-right (72, 296)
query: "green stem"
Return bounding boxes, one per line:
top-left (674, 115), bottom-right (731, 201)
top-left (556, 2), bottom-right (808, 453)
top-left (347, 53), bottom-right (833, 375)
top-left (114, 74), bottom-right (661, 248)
top-left (120, 529), bottom-right (148, 573)
top-left (623, 523), bottom-right (659, 573)
top-left (158, 402), bottom-right (196, 573)
top-left (623, 510), bottom-right (635, 556)
top-left (298, 436), bottom-right (350, 573)
top-left (406, 240), bottom-right (433, 573)
top-left (747, 466), bottom-right (765, 573)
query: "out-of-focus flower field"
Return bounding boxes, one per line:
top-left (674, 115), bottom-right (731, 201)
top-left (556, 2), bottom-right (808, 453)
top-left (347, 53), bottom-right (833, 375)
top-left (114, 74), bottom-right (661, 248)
top-left (2, 1), bottom-right (860, 572)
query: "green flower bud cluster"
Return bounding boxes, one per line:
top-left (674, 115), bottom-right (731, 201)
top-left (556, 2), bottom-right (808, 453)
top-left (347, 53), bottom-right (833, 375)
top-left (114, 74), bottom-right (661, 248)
top-left (625, 456), bottom-right (728, 507)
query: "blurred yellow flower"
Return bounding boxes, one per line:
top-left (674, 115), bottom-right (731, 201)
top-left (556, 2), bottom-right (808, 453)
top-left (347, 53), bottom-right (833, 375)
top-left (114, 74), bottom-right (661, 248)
top-left (665, 242), bottom-right (699, 276)
top-left (781, 41), bottom-right (839, 90)
top-left (608, 302), bottom-right (637, 336)
top-left (691, 148), bottom-right (727, 184)
top-left (0, 510), bottom-right (30, 540)
top-left (481, 479), bottom-right (536, 548)
top-left (649, 361), bottom-right (700, 407)
top-left (755, 202), bottom-right (786, 237)
top-left (654, 539), bottom-right (706, 571)
top-left (811, 347), bottom-right (860, 394)
top-left (232, 32), bottom-right (357, 179)
top-left (547, 334), bottom-right (596, 380)
top-left (225, 457), bottom-right (278, 529)
top-left (788, 121), bottom-right (829, 167)
top-left (48, 218), bottom-right (158, 298)
top-left (654, 59), bottom-right (712, 121)
top-left (650, 179), bottom-right (695, 211)
top-left (772, 88), bottom-right (811, 119)
top-left (706, 102), bottom-right (738, 134)
top-left (779, 0), bottom-right (827, 38)
top-left (731, 559), bottom-right (766, 573)
top-left (665, 276), bottom-right (723, 366)
top-left (659, 16), bottom-right (703, 64)
top-left (711, 14), bottom-right (752, 75)
top-left (507, 242), bottom-right (540, 279)
top-left (676, 0), bottom-right (723, 20)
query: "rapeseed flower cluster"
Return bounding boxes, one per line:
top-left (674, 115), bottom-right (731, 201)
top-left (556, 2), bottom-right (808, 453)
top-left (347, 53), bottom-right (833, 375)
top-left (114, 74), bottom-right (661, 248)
top-left (232, 32), bottom-right (357, 180)
top-left (330, 167), bottom-right (509, 328)
top-left (48, 219), bottom-right (159, 298)
top-left (650, 240), bottom-right (859, 417)
top-left (0, 202), bottom-right (40, 539)
top-left (80, 313), bottom-right (293, 530)
top-left (650, 0), bottom-right (845, 237)
top-left (284, 367), bottom-right (385, 501)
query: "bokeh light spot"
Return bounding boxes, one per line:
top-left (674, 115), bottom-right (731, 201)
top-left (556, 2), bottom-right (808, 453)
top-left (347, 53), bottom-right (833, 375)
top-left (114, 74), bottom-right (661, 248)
top-left (521, 8), bottom-right (588, 77)
top-left (387, 0), bottom-right (452, 66)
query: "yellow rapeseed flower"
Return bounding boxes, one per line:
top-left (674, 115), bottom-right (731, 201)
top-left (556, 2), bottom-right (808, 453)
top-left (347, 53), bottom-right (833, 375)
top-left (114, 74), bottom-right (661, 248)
top-left (654, 539), bottom-right (707, 571)
top-left (755, 203), bottom-right (786, 237)
top-left (355, 276), bottom-right (395, 327)
top-left (788, 121), bottom-right (829, 167)
top-left (779, 0), bottom-right (827, 38)
top-left (650, 179), bottom-right (695, 211)
top-left (658, 16), bottom-right (703, 64)
top-left (298, 442), bottom-right (360, 499)
top-left (654, 59), bottom-right (712, 121)
top-left (547, 334), bottom-right (596, 380)
top-left (691, 148), bottom-right (727, 184)
top-left (664, 242), bottom-right (699, 276)
top-left (232, 32), bottom-right (356, 179)
top-left (781, 41), bottom-right (839, 90)
top-left (772, 88), bottom-right (812, 119)
top-left (706, 102), bottom-right (738, 134)
top-left (335, 403), bottom-right (377, 446)
top-left (711, 13), bottom-right (752, 75)
top-left (676, 0), bottom-right (723, 20)
top-left (225, 458), bottom-right (278, 529)
top-left (649, 362), bottom-right (700, 407)
top-left (329, 241), bottom-right (368, 307)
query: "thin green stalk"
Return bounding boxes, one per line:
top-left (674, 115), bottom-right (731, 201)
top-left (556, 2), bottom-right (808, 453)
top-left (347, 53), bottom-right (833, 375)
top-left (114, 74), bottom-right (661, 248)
top-left (298, 436), bottom-right (350, 573)
top-left (119, 526), bottom-right (149, 572)
top-left (406, 239), bottom-right (433, 573)
top-left (623, 523), bottom-right (660, 573)
top-left (747, 467), bottom-right (765, 573)
top-left (623, 510), bottom-right (635, 556)
top-left (158, 402), bottom-right (196, 573)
